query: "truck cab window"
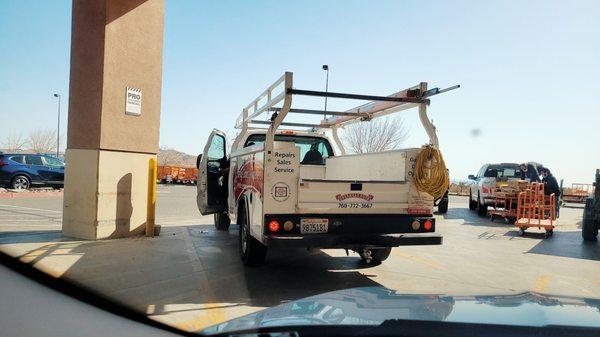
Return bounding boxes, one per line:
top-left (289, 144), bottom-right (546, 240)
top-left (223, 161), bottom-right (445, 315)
top-left (499, 168), bottom-right (517, 178)
top-left (208, 135), bottom-right (225, 161)
top-left (300, 143), bottom-right (324, 165)
top-left (484, 165), bottom-right (520, 179)
top-left (484, 168), bottom-right (498, 178)
top-left (244, 134), bottom-right (333, 165)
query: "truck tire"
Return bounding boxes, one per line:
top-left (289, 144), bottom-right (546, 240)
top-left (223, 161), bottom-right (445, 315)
top-left (11, 175), bottom-right (30, 190)
top-left (437, 195), bottom-right (449, 214)
top-left (359, 247), bottom-right (392, 264)
top-left (238, 205), bottom-right (267, 266)
top-left (469, 191), bottom-right (477, 211)
top-left (582, 198), bottom-right (598, 242)
top-left (476, 192), bottom-right (487, 217)
top-left (214, 211), bottom-right (231, 231)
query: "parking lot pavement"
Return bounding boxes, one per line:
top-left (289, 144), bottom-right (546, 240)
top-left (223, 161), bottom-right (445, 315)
top-left (0, 184), bottom-right (206, 233)
top-left (0, 189), bottom-right (599, 332)
top-left (0, 198), bottom-right (63, 232)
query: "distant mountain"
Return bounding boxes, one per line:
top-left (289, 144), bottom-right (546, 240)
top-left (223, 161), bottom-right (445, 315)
top-left (158, 148), bottom-right (197, 167)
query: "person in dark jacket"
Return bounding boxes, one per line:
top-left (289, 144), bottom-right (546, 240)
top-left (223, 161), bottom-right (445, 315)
top-left (301, 144), bottom-right (324, 165)
top-left (519, 163), bottom-right (540, 182)
top-left (540, 167), bottom-right (560, 218)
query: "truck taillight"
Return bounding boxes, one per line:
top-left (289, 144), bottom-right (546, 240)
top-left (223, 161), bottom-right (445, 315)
top-left (268, 220), bottom-right (280, 232)
top-left (423, 220), bottom-right (433, 231)
top-left (482, 185), bottom-right (490, 194)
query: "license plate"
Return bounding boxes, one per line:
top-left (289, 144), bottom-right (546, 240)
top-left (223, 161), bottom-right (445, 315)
top-left (300, 218), bottom-right (329, 234)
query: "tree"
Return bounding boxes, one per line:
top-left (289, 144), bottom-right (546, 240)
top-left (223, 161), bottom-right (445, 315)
top-left (342, 117), bottom-right (408, 154)
top-left (27, 128), bottom-right (57, 154)
top-left (2, 132), bottom-right (27, 152)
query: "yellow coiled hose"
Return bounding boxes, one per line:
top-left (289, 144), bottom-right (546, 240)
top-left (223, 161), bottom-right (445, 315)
top-left (413, 146), bottom-right (449, 200)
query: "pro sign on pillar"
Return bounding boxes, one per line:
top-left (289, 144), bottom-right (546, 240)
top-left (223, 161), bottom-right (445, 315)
top-left (125, 87), bottom-right (142, 116)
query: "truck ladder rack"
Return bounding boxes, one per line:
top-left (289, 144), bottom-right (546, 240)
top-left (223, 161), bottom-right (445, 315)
top-left (235, 72), bottom-right (458, 131)
top-left (234, 72), bottom-right (459, 152)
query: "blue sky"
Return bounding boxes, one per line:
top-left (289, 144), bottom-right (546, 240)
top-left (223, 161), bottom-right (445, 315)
top-left (1, 0), bottom-right (599, 184)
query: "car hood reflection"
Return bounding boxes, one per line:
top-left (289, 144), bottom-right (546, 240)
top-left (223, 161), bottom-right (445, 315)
top-left (202, 287), bottom-right (600, 334)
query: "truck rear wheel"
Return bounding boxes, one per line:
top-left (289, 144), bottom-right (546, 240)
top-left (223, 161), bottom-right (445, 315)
top-left (359, 247), bottom-right (392, 264)
top-left (582, 198), bottom-right (598, 242)
top-left (469, 191), bottom-right (477, 211)
top-left (476, 193), bottom-right (487, 217)
top-left (437, 195), bottom-right (449, 214)
top-left (238, 206), bottom-right (267, 266)
top-left (214, 212), bottom-right (231, 231)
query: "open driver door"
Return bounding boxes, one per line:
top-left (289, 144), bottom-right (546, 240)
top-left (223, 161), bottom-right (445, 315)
top-left (196, 129), bottom-right (229, 215)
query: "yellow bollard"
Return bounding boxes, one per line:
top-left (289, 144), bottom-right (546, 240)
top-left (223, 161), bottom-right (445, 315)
top-left (146, 157), bottom-right (157, 237)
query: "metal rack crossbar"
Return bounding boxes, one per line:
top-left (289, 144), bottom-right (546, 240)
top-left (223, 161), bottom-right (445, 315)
top-left (269, 107), bottom-right (373, 118)
top-left (286, 89), bottom-right (428, 105)
top-left (249, 120), bottom-right (324, 128)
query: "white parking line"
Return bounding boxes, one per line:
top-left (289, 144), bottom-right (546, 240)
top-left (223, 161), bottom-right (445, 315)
top-left (0, 204), bottom-right (62, 213)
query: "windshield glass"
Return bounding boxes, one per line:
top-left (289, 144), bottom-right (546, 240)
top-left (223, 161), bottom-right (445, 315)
top-left (0, 1), bottom-right (599, 336)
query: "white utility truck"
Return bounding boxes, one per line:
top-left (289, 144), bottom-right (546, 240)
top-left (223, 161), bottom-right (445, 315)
top-left (196, 72), bottom-right (457, 266)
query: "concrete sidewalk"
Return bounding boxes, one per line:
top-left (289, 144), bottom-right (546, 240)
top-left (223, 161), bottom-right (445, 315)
top-left (0, 224), bottom-right (385, 332)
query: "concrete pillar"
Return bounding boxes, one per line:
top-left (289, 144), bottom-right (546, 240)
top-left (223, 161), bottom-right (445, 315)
top-left (62, 0), bottom-right (164, 240)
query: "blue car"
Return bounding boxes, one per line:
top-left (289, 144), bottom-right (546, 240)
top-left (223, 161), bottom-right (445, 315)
top-left (0, 153), bottom-right (65, 190)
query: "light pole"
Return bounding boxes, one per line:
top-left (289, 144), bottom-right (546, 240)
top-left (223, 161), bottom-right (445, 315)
top-left (322, 65), bottom-right (329, 120)
top-left (53, 93), bottom-right (61, 158)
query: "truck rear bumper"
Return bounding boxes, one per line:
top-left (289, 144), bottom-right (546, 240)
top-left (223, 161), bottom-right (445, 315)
top-left (265, 213), bottom-right (437, 234)
top-left (262, 213), bottom-right (441, 248)
top-left (263, 233), bottom-right (442, 249)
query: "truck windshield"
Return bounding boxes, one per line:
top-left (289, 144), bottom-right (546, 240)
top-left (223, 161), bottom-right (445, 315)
top-left (244, 134), bottom-right (334, 164)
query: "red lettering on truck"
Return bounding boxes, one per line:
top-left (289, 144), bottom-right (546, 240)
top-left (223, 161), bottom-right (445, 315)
top-left (233, 157), bottom-right (264, 200)
top-left (335, 193), bottom-right (374, 201)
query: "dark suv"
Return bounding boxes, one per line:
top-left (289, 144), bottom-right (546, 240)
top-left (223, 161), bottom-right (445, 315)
top-left (0, 153), bottom-right (65, 190)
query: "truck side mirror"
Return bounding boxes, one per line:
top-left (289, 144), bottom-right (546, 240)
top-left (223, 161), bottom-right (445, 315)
top-left (196, 154), bottom-right (202, 169)
top-left (468, 174), bottom-right (476, 180)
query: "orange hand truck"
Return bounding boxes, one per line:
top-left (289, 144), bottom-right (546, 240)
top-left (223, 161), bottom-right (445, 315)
top-left (489, 187), bottom-right (519, 224)
top-left (515, 183), bottom-right (556, 238)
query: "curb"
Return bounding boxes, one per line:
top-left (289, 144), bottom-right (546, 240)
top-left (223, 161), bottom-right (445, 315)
top-left (0, 191), bottom-right (63, 199)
